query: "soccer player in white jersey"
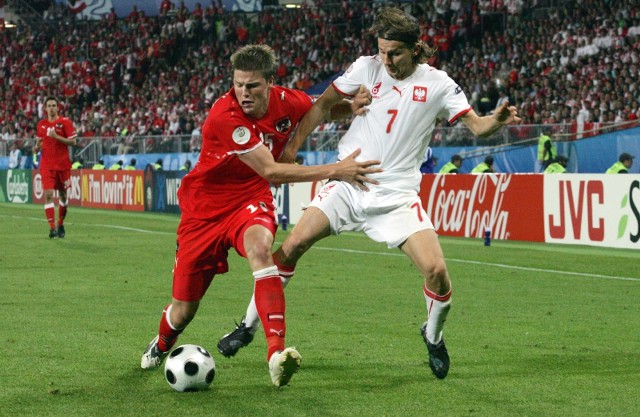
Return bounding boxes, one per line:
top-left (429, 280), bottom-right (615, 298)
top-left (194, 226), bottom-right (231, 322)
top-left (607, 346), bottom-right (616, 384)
top-left (218, 7), bottom-right (521, 380)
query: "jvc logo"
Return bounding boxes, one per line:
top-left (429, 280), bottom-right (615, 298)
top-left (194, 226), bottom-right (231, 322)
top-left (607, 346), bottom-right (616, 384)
top-left (547, 180), bottom-right (604, 241)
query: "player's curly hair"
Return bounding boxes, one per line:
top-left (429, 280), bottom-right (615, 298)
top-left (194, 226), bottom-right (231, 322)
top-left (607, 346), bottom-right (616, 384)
top-left (230, 44), bottom-right (277, 80)
top-left (370, 8), bottom-right (436, 63)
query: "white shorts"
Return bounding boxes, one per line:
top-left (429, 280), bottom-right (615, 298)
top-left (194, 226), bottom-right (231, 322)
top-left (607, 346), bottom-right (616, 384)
top-left (310, 181), bottom-right (434, 248)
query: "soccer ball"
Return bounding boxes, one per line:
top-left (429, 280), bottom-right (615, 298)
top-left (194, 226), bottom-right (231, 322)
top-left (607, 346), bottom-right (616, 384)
top-left (164, 344), bottom-right (216, 392)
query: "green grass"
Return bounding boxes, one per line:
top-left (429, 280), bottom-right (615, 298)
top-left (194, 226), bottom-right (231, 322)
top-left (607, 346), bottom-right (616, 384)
top-left (1, 202), bottom-right (639, 417)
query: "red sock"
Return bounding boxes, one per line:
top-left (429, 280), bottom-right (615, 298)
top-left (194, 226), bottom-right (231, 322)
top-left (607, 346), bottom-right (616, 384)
top-left (45, 203), bottom-right (55, 229)
top-left (157, 304), bottom-right (184, 352)
top-left (254, 266), bottom-right (286, 360)
top-left (58, 201), bottom-right (67, 226)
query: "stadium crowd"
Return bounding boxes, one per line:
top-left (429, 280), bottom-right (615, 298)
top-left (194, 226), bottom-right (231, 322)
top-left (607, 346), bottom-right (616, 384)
top-left (1, 0), bottom-right (639, 158)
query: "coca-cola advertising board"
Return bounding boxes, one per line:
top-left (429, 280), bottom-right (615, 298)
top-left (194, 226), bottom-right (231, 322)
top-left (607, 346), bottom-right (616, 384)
top-left (419, 174), bottom-right (545, 242)
top-left (544, 175), bottom-right (640, 249)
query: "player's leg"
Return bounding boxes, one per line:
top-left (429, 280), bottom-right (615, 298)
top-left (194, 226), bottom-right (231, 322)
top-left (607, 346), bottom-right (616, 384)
top-left (217, 207), bottom-right (332, 358)
top-left (57, 181), bottom-right (69, 238)
top-left (141, 299), bottom-right (200, 369)
top-left (400, 229), bottom-right (452, 379)
top-left (243, 223), bottom-right (301, 386)
top-left (41, 170), bottom-right (57, 237)
top-left (142, 218), bottom-right (218, 369)
top-left (365, 192), bottom-right (451, 379)
top-left (44, 189), bottom-right (57, 238)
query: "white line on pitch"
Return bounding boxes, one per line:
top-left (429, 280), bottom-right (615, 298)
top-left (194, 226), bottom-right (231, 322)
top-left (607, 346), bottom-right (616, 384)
top-left (308, 246), bottom-right (640, 282)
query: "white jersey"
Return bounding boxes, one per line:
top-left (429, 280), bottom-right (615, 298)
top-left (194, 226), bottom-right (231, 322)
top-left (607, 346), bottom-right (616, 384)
top-left (332, 55), bottom-right (471, 191)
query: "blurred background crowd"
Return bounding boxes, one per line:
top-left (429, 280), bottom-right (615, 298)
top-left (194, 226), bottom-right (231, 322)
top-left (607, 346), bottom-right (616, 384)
top-left (1, 0), bottom-right (639, 157)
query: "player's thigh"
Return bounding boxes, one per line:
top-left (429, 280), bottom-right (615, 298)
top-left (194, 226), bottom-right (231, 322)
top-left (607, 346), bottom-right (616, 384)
top-left (57, 170), bottom-right (71, 191)
top-left (41, 169), bottom-right (57, 190)
top-left (365, 195), bottom-right (433, 248)
top-left (231, 200), bottom-right (277, 261)
top-left (173, 218), bottom-right (230, 302)
top-left (309, 181), bottom-right (365, 234)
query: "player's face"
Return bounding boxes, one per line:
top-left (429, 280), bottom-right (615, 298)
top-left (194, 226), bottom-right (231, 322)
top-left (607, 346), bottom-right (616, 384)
top-left (377, 38), bottom-right (418, 81)
top-left (233, 70), bottom-right (273, 119)
top-left (45, 99), bottom-right (59, 119)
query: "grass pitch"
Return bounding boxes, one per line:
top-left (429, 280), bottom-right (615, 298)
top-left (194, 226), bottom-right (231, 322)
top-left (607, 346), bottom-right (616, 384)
top-left (1, 203), bottom-right (638, 417)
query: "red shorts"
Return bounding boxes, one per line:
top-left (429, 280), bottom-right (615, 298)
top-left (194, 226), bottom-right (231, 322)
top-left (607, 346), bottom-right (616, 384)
top-left (41, 169), bottom-right (71, 191)
top-left (172, 200), bottom-right (278, 302)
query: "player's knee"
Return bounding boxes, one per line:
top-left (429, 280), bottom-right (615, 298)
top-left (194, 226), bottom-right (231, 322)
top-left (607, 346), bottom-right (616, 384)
top-left (171, 301), bottom-right (198, 328)
top-left (425, 260), bottom-right (449, 292)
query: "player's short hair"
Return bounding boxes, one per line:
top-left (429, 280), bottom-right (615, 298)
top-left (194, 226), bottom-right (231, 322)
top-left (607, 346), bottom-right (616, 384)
top-left (230, 44), bottom-right (277, 80)
top-left (485, 155), bottom-right (494, 165)
top-left (44, 96), bottom-right (59, 105)
top-left (371, 8), bottom-right (436, 63)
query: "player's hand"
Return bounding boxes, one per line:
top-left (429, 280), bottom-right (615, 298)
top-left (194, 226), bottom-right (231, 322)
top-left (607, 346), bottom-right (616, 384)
top-left (333, 149), bottom-right (382, 191)
top-left (46, 127), bottom-right (56, 138)
top-left (495, 101), bottom-right (521, 125)
top-left (350, 85), bottom-right (371, 116)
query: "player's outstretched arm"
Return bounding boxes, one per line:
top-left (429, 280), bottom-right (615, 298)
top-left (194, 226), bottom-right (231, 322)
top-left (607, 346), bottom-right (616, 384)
top-left (241, 146), bottom-right (381, 190)
top-left (461, 101), bottom-right (521, 138)
top-left (279, 85), bottom-right (345, 164)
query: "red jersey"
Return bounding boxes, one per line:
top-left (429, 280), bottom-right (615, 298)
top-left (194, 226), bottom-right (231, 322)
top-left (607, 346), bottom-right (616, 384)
top-left (37, 116), bottom-right (77, 171)
top-left (178, 86), bottom-right (313, 219)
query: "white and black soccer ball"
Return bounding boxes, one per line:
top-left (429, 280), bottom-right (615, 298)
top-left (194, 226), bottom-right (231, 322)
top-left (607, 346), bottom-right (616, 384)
top-left (164, 344), bottom-right (216, 392)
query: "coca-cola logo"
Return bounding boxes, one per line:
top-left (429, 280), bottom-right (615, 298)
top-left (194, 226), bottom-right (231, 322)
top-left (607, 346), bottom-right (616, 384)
top-left (426, 174), bottom-right (511, 239)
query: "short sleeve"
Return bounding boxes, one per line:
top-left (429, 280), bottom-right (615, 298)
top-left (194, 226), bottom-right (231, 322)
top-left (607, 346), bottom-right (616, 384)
top-left (440, 78), bottom-right (472, 124)
top-left (331, 56), bottom-right (374, 97)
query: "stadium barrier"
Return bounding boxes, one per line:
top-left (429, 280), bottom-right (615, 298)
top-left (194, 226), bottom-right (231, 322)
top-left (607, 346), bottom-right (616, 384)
top-left (1, 168), bottom-right (638, 250)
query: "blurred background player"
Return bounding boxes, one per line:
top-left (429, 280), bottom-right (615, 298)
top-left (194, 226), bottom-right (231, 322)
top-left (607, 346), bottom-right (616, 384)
top-left (34, 96), bottom-right (77, 239)
top-left (140, 44), bottom-right (381, 388)
top-left (218, 8), bottom-right (521, 380)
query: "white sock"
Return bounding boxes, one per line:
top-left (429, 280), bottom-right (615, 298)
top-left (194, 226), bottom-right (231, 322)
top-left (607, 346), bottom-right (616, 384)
top-left (423, 284), bottom-right (452, 344)
top-left (244, 276), bottom-right (291, 333)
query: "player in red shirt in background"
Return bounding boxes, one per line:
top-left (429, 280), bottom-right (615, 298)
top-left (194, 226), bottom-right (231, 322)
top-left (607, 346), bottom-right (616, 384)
top-left (141, 44), bottom-right (381, 388)
top-left (35, 96), bottom-right (77, 239)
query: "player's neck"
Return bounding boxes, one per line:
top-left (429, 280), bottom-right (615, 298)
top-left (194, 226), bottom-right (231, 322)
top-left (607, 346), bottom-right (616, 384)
top-left (47, 114), bottom-right (58, 122)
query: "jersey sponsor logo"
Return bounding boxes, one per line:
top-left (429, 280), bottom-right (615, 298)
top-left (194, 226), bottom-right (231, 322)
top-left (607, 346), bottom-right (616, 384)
top-left (232, 126), bottom-right (251, 145)
top-left (275, 117), bottom-right (292, 134)
top-left (413, 86), bottom-right (428, 102)
top-left (454, 85), bottom-right (463, 95)
top-left (371, 81), bottom-right (382, 96)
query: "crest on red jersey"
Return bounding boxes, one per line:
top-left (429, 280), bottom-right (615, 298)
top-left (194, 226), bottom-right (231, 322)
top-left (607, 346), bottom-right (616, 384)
top-left (275, 117), bottom-right (292, 134)
top-left (412, 86), bottom-right (428, 102)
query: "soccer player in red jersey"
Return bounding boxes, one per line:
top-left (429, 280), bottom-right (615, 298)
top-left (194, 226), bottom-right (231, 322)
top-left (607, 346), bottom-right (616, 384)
top-left (35, 96), bottom-right (77, 239)
top-left (141, 44), bottom-right (381, 387)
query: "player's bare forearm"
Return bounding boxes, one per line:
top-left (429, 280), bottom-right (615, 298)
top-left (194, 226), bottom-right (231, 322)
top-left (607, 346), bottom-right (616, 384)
top-left (462, 101), bottom-right (521, 138)
top-left (243, 146), bottom-right (381, 189)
